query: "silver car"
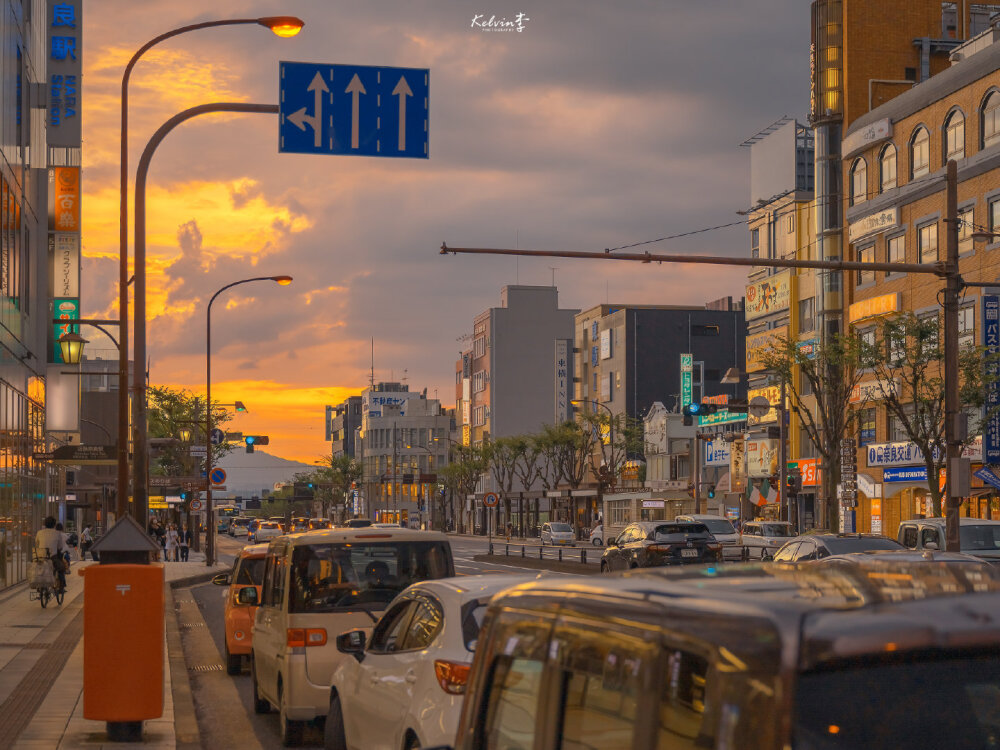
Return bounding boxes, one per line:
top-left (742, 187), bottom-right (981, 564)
top-left (676, 514), bottom-right (740, 558)
top-left (741, 520), bottom-right (795, 560)
top-left (540, 522), bottom-right (575, 546)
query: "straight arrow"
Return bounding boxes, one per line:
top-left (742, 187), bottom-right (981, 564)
top-left (345, 74), bottom-right (367, 149)
top-left (392, 75), bottom-right (413, 151)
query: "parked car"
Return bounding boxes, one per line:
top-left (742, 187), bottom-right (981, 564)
top-left (449, 560), bottom-right (1000, 750)
top-left (771, 533), bottom-right (904, 562)
top-left (817, 549), bottom-right (1000, 570)
top-left (676, 513), bottom-right (741, 558)
top-left (250, 528), bottom-right (454, 745)
top-left (229, 516), bottom-right (252, 537)
top-left (741, 520), bottom-right (795, 559)
top-left (212, 542), bottom-right (269, 674)
top-left (897, 517), bottom-right (1000, 563)
top-left (309, 518), bottom-right (332, 530)
top-left (344, 518), bottom-right (373, 528)
top-left (325, 574), bottom-right (535, 750)
top-left (250, 522), bottom-right (283, 544)
top-left (601, 521), bottom-right (722, 572)
top-left (540, 522), bottom-right (574, 546)
top-left (588, 524), bottom-right (604, 546)
top-left (372, 522), bottom-right (404, 528)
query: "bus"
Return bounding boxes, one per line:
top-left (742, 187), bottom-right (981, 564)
top-left (215, 505), bottom-right (239, 533)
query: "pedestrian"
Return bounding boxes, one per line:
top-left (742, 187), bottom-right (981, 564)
top-left (505, 522), bottom-right (512, 542)
top-left (179, 524), bottom-right (190, 562)
top-left (81, 524), bottom-right (93, 561)
top-left (165, 523), bottom-right (178, 562)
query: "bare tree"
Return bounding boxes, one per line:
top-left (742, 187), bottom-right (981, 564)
top-left (484, 436), bottom-right (524, 531)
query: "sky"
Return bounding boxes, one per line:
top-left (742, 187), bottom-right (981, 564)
top-left (81, 1), bottom-right (810, 463)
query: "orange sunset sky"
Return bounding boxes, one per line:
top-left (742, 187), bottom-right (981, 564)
top-left (79, 2), bottom-right (808, 463)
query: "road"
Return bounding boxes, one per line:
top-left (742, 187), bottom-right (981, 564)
top-left (183, 531), bottom-right (567, 749)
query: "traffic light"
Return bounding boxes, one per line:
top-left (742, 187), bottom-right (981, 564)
top-left (245, 435), bottom-right (269, 453)
top-left (682, 401), bottom-right (718, 426)
top-left (786, 471), bottom-right (801, 495)
top-left (707, 484), bottom-right (716, 499)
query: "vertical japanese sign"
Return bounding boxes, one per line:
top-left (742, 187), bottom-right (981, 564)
top-left (984, 295), bottom-right (1000, 464)
top-left (554, 339), bottom-right (570, 424)
top-left (680, 353), bottom-right (693, 408)
top-left (48, 167), bottom-right (80, 363)
top-left (47, 0), bottom-right (82, 147)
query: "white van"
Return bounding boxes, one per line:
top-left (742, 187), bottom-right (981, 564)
top-left (250, 528), bottom-right (454, 745)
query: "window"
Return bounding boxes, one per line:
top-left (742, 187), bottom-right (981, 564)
top-left (859, 407), bottom-right (876, 446)
top-left (944, 109), bottom-right (965, 161)
top-left (656, 647), bottom-right (710, 748)
top-left (889, 412), bottom-right (909, 442)
top-left (474, 336), bottom-right (486, 358)
top-left (982, 90), bottom-right (1000, 149)
top-left (786, 212), bottom-right (795, 234)
top-left (799, 297), bottom-right (815, 332)
top-left (910, 126), bottom-right (930, 179)
top-left (887, 234), bottom-right (906, 273)
top-left (850, 158), bottom-right (867, 205)
top-left (990, 198), bottom-right (1000, 234)
top-left (919, 222), bottom-right (938, 263)
top-left (919, 313), bottom-right (940, 354)
top-left (800, 369), bottom-right (813, 396)
top-left (608, 499), bottom-right (630, 526)
top-left (482, 658), bottom-right (544, 749)
top-left (691, 325), bottom-right (720, 336)
top-left (879, 143), bottom-right (897, 192)
top-left (901, 525), bottom-right (918, 548)
top-left (750, 227), bottom-right (760, 258)
top-left (959, 305), bottom-right (975, 349)
top-left (369, 600), bottom-right (418, 653)
top-left (887, 325), bottom-right (906, 365)
top-left (958, 206), bottom-right (974, 254)
top-left (401, 597), bottom-right (444, 650)
top-left (856, 244), bottom-right (875, 285)
top-left (859, 327), bottom-right (876, 349)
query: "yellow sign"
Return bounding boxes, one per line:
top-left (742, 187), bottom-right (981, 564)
top-left (746, 326), bottom-right (789, 373)
top-left (462, 423), bottom-right (471, 446)
top-left (149, 500), bottom-right (168, 509)
top-left (745, 270), bottom-right (792, 321)
top-left (848, 292), bottom-right (900, 323)
top-left (748, 385), bottom-right (785, 426)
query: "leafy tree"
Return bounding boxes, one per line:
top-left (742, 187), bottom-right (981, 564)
top-left (859, 313), bottom-right (993, 517)
top-left (759, 333), bottom-right (868, 530)
top-left (147, 385), bottom-right (235, 477)
top-left (311, 453), bottom-right (363, 522)
top-left (440, 444), bottom-right (488, 533)
top-left (579, 412), bottom-right (645, 489)
top-left (484, 436), bottom-right (524, 528)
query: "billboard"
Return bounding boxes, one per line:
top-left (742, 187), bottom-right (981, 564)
top-left (745, 270), bottom-right (791, 321)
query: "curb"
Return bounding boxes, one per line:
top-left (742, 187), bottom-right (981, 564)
top-left (168, 569), bottom-right (226, 589)
top-left (165, 583), bottom-right (202, 750)
top-left (473, 554), bottom-right (598, 575)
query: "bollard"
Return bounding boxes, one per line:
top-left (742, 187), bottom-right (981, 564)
top-left (521, 545), bottom-right (526, 558)
top-left (504, 544), bottom-right (509, 556)
top-left (489, 542), bottom-right (494, 555)
top-left (581, 548), bottom-right (587, 564)
top-left (539, 545), bottom-right (543, 560)
top-left (558, 548), bottom-right (563, 562)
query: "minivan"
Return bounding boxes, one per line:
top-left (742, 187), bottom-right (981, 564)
top-left (250, 528), bottom-right (454, 745)
top-left (447, 560), bottom-right (1000, 750)
top-left (897, 517), bottom-right (1000, 563)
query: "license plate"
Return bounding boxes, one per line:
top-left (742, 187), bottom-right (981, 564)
top-left (681, 549), bottom-right (698, 558)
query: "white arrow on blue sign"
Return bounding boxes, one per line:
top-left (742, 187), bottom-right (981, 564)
top-left (279, 61), bottom-right (429, 159)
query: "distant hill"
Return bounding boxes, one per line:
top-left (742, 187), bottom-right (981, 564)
top-left (213, 450), bottom-right (316, 497)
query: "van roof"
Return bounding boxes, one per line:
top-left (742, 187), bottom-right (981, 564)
top-left (900, 516), bottom-right (1000, 526)
top-left (239, 542), bottom-right (270, 558)
top-left (270, 527), bottom-right (450, 547)
top-left (488, 562), bottom-right (1000, 669)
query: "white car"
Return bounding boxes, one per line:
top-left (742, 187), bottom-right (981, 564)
top-left (540, 522), bottom-right (575, 546)
top-left (676, 514), bottom-right (741, 558)
top-left (741, 521), bottom-right (795, 559)
top-left (589, 524), bottom-right (604, 546)
top-left (325, 574), bottom-right (535, 750)
top-left (249, 522), bottom-right (282, 544)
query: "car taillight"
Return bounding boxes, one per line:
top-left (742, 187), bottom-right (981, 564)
top-left (434, 660), bottom-right (471, 694)
top-left (648, 544), bottom-right (672, 553)
top-left (706, 543), bottom-right (722, 551)
top-left (287, 628), bottom-right (327, 647)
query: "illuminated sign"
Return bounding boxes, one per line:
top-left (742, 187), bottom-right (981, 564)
top-left (848, 292), bottom-right (900, 323)
top-left (745, 270), bottom-right (792, 321)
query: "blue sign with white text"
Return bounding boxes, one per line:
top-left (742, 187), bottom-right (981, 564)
top-left (279, 62), bottom-right (429, 159)
top-left (882, 466), bottom-right (928, 483)
top-left (984, 295), bottom-right (1000, 463)
top-left (974, 466), bottom-right (1000, 491)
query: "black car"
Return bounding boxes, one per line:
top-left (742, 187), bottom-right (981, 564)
top-left (343, 518), bottom-right (373, 528)
top-left (771, 532), bottom-right (903, 562)
top-left (601, 520), bottom-right (721, 572)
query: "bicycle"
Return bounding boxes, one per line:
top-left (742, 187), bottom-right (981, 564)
top-left (28, 555), bottom-right (65, 608)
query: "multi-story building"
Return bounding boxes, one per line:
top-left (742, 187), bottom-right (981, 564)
top-left (325, 396), bottom-right (362, 458)
top-left (357, 384), bottom-right (452, 527)
top-left (842, 28), bottom-right (1000, 537)
top-left (455, 286), bottom-right (579, 448)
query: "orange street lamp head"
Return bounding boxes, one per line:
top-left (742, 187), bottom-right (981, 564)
top-left (258, 16), bottom-right (304, 37)
top-left (271, 275), bottom-right (293, 286)
top-left (58, 332), bottom-right (88, 365)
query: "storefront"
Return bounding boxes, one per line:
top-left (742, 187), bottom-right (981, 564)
top-left (603, 490), bottom-right (694, 541)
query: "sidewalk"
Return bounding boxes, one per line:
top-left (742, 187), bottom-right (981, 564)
top-left (0, 552), bottom-right (227, 750)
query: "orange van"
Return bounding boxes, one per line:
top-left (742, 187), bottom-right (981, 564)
top-left (213, 542), bottom-right (269, 674)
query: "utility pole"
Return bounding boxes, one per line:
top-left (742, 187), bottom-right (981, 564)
top-left (693, 435), bottom-right (702, 514)
top-left (779, 378), bottom-right (789, 525)
top-left (944, 160), bottom-right (961, 552)
top-left (393, 421), bottom-right (398, 523)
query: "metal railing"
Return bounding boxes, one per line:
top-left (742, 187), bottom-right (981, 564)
top-left (485, 542), bottom-right (765, 566)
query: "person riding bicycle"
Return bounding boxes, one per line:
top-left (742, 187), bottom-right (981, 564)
top-left (34, 516), bottom-right (68, 591)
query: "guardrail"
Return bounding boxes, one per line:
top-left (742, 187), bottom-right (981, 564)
top-left (486, 542), bottom-right (766, 566)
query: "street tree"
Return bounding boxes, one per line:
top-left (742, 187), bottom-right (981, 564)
top-left (440, 444), bottom-right (488, 534)
top-left (147, 385), bottom-right (234, 479)
top-left (860, 313), bottom-right (993, 517)
top-left (758, 333), bottom-right (868, 529)
top-left (312, 453), bottom-right (363, 523)
top-left (484, 436), bottom-right (524, 529)
top-left (579, 412), bottom-right (645, 489)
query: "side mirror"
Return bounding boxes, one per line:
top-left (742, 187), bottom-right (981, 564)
top-left (337, 629), bottom-right (367, 662)
top-left (236, 587), bottom-right (259, 606)
top-left (212, 572), bottom-right (232, 586)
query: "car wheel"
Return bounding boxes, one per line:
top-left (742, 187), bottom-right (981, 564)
top-left (592, 538), bottom-right (601, 547)
top-left (324, 692), bottom-right (347, 750)
top-left (279, 682), bottom-right (304, 746)
top-left (630, 562), bottom-right (639, 570)
top-left (225, 643), bottom-right (241, 675)
top-left (403, 732), bottom-right (421, 750)
top-left (600, 561), bottom-right (608, 573)
top-left (251, 655), bottom-right (270, 714)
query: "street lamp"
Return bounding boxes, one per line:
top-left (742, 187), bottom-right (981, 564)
top-left (178, 427), bottom-right (193, 443)
top-left (204, 276), bottom-right (293, 566)
top-left (57, 332), bottom-right (88, 365)
top-left (118, 16), bottom-right (304, 529)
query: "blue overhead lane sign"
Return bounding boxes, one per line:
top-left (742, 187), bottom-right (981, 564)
top-left (279, 61), bottom-right (429, 158)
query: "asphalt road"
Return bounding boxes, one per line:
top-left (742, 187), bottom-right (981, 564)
top-left (185, 531), bottom-right (562, 749)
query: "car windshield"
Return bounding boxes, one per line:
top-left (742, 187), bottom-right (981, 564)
top-left (761, 523), bottom-right (793, 537)
top-left (652, 523), bottom-right (710, 541)
top-left (261, 523), bottom-right (279, 529)
top-left (794, 653), bottom-right (1000, 749)
top-left (234, 518), bottom-right (251, 527)
top-left (289, 541), bottom-right (454, 613)
top-left (700, 519), bottom-right (736, 535)
top-left (550, 523), bottom-right (572, 533)
top-left (823, 536), bottom-right (903, 553)
top-left (235, 557), bottom-right (266, 586)
top-left (959, 525), bottom-right (1000, 552)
